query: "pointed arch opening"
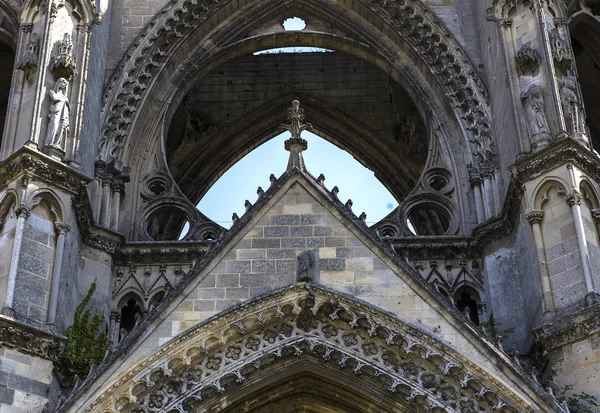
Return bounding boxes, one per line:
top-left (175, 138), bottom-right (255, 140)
top-left (196, 131), bottom-right (399, 227)
top-left (165, 47), bottom-right (429, 217)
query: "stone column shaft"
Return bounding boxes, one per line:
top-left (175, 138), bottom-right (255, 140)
top-left (47, 223), bottom-right (70, 326)
top-left (482, 176), bottom-right (494, 220)
top-left (111, 182), bottom-right (123, 231)
top-left (567, 193), bottom-right (595, 296)
top-left (473, 183), bottom-right (485, 224)
top-left (2, 204), bottom-right (31, 315)
top-left (100, 176), bottom-right (112, 227)
top-left (526, 210), bottom-right (555, 312)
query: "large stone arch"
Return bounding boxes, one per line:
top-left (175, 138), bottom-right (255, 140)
top-left (98, 0), bottom-right (495, 175)
top-left (67, 285), bottom-right (561, 413)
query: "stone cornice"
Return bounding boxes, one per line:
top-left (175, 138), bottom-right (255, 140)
top-left (511, 138), bottom-right (600, 183)
top-left (534, 303), bottom-right (600, 352)
top-left (0, 315), bottom-right (66, 362)
top-left (115, 241), bottom-right (211, 265)
top-left (0, 147), bottom-right (91, 194)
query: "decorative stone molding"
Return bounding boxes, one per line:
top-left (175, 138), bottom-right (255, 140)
top-left (59, 285), bottom-right (562, 413)
top-left (50, 33), bottom-right (77, 80)
top-left (0, 316), bottom-right (65, 362)
top-left (566, 190), bottom-right (582, 207)
top-left (511, 139), bottom-right (600, 183)
top-left (114, 244), bottom-right (209, 265)
top-left (18, 32), bottom-right (40, 79)
top-left (534, 303), bottom-right (600, 352)
top-left (525, 210), bottom-right (545, 224)
top-left (516, 42), bottom-right (540, 75)
top-left (0, 149), bottom-right (86, 194)
top-left (13, 203), bottom-right (31, 219)
top-left (98, 0), bottom-right (495, 167)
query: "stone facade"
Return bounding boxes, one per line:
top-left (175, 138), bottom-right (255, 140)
top-left (0, 0), bottom-right (599, 412)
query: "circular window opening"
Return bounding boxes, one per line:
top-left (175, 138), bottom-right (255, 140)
top-left (147, 207), bottom-right (189, 241)
top-left (428, 175), bottom-right (448, 192)
top-left (283, 17), bottom-right (306, 31)
top-left (148, 179), bottom-right (167, 197)
top-left (407, 203), bottom-right (451, 236)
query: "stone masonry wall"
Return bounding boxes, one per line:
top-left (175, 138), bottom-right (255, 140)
top-left (13, 215), bottom-right (56, 325)
top-left (0, 348), bottom-right (53, 413)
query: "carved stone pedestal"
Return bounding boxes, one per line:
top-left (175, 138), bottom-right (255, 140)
top-left (43, 144), bottom-right (65, 160)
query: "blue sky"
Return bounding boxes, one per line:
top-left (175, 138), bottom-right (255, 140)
top-left (191, 17), bottom-right (398, 233)
top-left (196, 131), bottom-right (398, 229)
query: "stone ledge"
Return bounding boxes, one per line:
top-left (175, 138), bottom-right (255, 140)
top-left (534, 302), bottom-right (600, 352)
top-left (0, 315), bottom-right (66, 362)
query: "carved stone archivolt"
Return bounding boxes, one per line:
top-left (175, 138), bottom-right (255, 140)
top-left (65, 285), bottom-right (562, 413)
top-left (98, 0), bottom-right (495, 167)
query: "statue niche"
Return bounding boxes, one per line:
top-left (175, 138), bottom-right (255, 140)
top-left (521, 84), bottom-right (552, 152)
top-left (44, 78), bottom-right (70, 158)
top-left (560, 75), bottom-right (588, 144)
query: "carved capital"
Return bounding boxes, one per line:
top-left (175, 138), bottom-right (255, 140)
top-left (566, 191), bottom-right (582, 207)
top-left (112, 181), bottom-right (125, 195)
top-left (54, 222), bottom-right (71, 236)
top-left (14, 203), bottom-right (31, 219)
top-left (102, 175), bottom-right (114, 188)
top-left (525, 210), bottom-right (544, 225)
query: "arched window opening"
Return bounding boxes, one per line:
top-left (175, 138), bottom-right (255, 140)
top-left (149, 291), bottom-right (166, 311)
top-left (120, 297), bottom-right (142, 333)
top-left (166, 49), bottom-right (429, 223)
top-left (147, 207), bottom-right (190, 241)
top-left (0, 41), bottom-right (15, 145)
top-left (454, 286), bottom-right (480, 325)
top-left (196, 132), bottom-right (399, 227)
top-left (407, 203), bottom-right (451, 236)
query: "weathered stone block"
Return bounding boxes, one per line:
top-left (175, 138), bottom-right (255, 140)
top-left (264, 226), bottom-right (289, 238)
top-left (216, 274), bottom-right (241, 288)
top-left (266, 249), bottom-right (296, 259)
top-left (290, 226), bottom-right (313, 237)
top-left (251, 260), bottom-right (276, 273)
top-left (271, 215), bottom-right (300, 225)
top-left (320, 258), bottom-right (346, 271)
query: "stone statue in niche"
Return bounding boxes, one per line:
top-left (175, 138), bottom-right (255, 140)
top-left (45, 78), bottom-right (70, 154)
top-left (560, 75), bottom-right (588, 142)
top-left (50, 33), bottom-right (77, 80)
top-left (297, 250), bottom-right (316, 283)
top-left (18, 33), bottom-right (40, 80)
top-left (520, 84), bottom-right (551, 151)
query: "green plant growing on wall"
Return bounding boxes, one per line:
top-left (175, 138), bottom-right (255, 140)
top-left (62, 281), bottom-right (107, 385)
top-left (481, 313), bottom-right (515, 340)
top-left (557, 384), bottom-right (600, 413)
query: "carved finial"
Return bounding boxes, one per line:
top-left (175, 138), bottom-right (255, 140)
top-left (282, 100), bottom-right (311, 171)
top-left (331, 186), bottom-right (339, 199)
top-left (244, 200), bottom-right (252, 212)
top-left (269, 174), bottom-right (277, 187)
top-left (317, 174), bottom-right (326, 184)
top-left (257, 186), bottom-right (264, 197)
top-left (232, 213), bottom-right (239, 224)
top-left (345, 199), bottom-right (353, 211)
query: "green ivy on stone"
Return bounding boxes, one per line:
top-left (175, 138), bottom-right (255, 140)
top-left (62, 281), bottom-right (107, 385)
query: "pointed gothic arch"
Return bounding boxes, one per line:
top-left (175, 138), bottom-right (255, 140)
top-left (99, 0), bottom-right (495, 175)
top-left (69, 285), bottom-right (561, 413)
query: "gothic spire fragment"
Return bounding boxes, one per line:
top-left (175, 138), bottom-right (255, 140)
top-left (281, 100), bottom-right (312, 171)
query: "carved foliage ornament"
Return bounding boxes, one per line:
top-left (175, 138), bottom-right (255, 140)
top-left (79, 286), bottom-right (556, 413)
top-left (99, 0), bottom-right (495, 164)
top-left (18, 32), bottom-right (40, 79)
top-left (0, 318), bottom-right (65, 361)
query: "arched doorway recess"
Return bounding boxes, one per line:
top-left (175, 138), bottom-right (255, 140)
top-left (72, 285), bottom-right (559, 413)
